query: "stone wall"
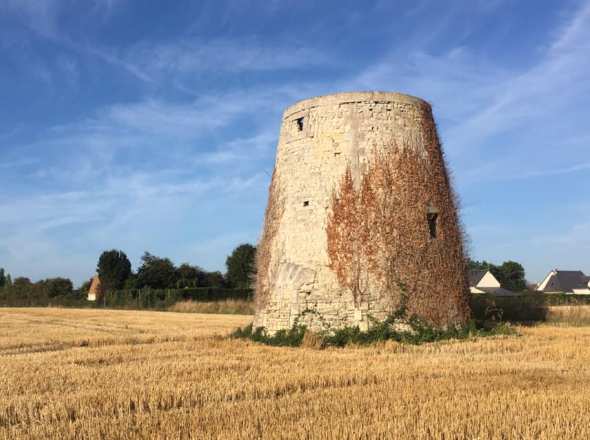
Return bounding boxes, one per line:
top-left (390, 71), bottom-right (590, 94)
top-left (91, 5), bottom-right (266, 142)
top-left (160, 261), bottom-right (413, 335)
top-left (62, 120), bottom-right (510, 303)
top-left (254, 92), bottom-right (470, 333)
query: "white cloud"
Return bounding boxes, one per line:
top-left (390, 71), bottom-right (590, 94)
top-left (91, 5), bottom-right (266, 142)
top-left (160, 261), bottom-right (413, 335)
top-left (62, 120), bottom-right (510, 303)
top-left (20, 85), bottom-right (288, 193)
top-left (0, 82), bottom-right (283, 284)
top-left (3, 0), bottom-right (589, 285)
top-left (0, 170), bottom-right (267, 284)
top-left (0, 158), bottom-right (38, 169)
top-left (0, 0), bottom-right (62, 37)
top-left (446, 4), bottom-right (590, 155)
top-left (194, 131), bottom-right (277, 165)
top-left (0, 0), bottom-right (125, 38)
top-left (129, 38), bottom-right (327, 75)
top-left (336, 1), bottom-right (590, 282)
top-left (59, 36), bottom-right (331, 87)
top-left (343, 1), bottom-right (590, 186)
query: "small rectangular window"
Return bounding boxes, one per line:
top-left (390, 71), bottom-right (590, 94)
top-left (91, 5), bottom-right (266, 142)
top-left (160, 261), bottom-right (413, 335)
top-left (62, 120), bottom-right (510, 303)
top-left (296, 117), bottom-right (304, 132)
top-left (427, 213), bottom-right (438, 239)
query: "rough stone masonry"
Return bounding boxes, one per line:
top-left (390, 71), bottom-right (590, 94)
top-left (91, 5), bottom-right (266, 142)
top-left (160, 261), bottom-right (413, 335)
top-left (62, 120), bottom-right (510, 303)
top-left (254, 92), bottom-right (471, 334)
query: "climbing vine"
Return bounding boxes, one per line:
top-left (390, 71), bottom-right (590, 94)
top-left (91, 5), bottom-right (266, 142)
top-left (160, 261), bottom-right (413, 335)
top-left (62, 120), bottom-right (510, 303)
top-left (326, 116), bottom-right (471, 327)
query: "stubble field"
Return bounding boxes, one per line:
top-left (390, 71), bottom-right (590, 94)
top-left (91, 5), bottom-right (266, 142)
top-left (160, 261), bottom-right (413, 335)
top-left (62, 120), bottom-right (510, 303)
top-left (1, 307), bottom-right (590, 439)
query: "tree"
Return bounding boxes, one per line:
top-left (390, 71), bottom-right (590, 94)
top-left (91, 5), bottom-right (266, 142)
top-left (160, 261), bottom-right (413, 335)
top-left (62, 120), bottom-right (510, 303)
top-left (204, 271), bottom-right (225, 288)
top-left (225, 244), bottom-right (256, 289)
top-left (0, 268), bottom-right (5, 288)
top-left (10, 277), bottom-right (34, 304)
top-left (176, 263), bottom-right (205, 288)
top-left (40, 277), bottom-right (74, 297)
top-left (468, 259), bottom-right (527, 292)
top-left (499, 261), bottom-right (527, 292)
top-left (136, 252), bottom-right (176, 289)
top-left (79, 279), bottom-right (92, 294)
top-left (123, 273), bottom-right (138, 289)
top-left (467, 260), bottom-right (494, 272)
top-left (97, 250), bottom-right (132, 293)
top-left (12, 277), bottom-right (32, 289)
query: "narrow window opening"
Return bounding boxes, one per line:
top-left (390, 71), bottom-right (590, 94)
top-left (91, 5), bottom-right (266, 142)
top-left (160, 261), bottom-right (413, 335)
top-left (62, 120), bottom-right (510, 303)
top-left (427, 213), bottom-right (438, 239)
top-left (296, 117), bottom-right (304, 132)
top-left (303, 201), bottom-right (309, 207)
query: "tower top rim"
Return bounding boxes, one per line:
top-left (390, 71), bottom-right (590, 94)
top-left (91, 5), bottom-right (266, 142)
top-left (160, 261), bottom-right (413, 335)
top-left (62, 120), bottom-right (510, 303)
top-left (283, 91), bottom-right (431, 118)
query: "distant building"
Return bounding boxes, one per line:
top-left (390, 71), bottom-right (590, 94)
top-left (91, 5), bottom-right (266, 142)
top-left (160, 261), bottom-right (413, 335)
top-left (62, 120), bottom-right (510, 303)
top-left (469, 270), bottom-right (500, 293)
top-left (536, 270), bottom-right (590, 294)
top-left (87, 275), bottom-right (102, 301)
top-left (468, 270), bottom-right (515, 296)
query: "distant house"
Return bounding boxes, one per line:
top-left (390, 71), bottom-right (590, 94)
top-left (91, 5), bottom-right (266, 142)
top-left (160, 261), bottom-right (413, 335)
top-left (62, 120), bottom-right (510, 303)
top-left (469, 270), bottom-right (500, 293)
top-left (536, 270), bottom-right (590, 294)
top-left (469, 270), bottom-right (515, 295)
top-left (87, 275), bottom-right (102, 301)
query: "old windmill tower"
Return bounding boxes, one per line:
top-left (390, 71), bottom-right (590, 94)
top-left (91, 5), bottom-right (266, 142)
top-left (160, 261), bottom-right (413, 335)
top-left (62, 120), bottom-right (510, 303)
top-left (254, 92), bottom-right (470, 333)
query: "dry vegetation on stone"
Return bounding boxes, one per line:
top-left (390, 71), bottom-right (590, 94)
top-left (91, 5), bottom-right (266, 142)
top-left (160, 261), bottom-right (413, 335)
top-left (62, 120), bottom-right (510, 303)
top-left (327, 136), bottom-right (469, 327)
top-left (2, 308), bottom-right (590, 439)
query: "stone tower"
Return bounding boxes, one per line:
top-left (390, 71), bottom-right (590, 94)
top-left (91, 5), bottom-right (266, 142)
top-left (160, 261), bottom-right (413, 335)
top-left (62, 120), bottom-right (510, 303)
top-left (254, 92), bottom-right (470, 334)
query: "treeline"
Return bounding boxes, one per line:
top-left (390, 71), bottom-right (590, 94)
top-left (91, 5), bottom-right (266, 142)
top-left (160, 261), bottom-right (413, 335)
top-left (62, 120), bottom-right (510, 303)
top-left (93, 244), bottom-right (256, 292)
top-left (0, 243), bottom-right (257, 306)
top-left (0, 273), bottom-right (85, 307)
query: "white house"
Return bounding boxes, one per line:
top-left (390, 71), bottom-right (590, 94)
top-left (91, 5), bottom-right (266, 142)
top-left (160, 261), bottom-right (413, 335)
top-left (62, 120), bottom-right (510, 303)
top-left (469, 270), bottom-right (501, 294)
top-left (536, 270), bottom-right (590, 294)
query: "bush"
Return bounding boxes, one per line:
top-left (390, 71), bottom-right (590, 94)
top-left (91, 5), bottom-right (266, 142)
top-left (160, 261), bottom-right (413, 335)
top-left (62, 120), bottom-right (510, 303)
top-left (470, 294), bottom-right (548, 324)
top-left (232, 316), bottom-right (515, 349)
top-left (168, 299), bottom-right (254, 315)
top-left (232, 324), bottom-right (307, 347)
top-left (93, 288), bottom-right (253, 310)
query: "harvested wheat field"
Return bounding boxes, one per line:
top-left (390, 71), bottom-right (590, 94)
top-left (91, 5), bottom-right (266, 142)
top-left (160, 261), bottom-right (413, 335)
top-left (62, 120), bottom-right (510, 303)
top-left (1, 308), bottom-right (590, 439)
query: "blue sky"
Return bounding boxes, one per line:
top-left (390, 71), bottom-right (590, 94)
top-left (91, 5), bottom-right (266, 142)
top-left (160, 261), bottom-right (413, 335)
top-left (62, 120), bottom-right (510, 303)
top-left (0, 0), bottom-right (588, 286)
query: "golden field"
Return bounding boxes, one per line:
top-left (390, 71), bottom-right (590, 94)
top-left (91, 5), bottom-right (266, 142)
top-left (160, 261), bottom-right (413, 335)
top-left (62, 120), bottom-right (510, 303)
top-left (1, 308), bottom-right (590, 439)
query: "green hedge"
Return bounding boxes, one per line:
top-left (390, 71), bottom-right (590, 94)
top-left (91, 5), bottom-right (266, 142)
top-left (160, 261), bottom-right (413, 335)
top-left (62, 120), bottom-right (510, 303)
top-left (470, 294), bottom-right (547, 323)
top-left (0, 292), bottom-right (88, 308)
top-left (0, 287), bottom-right (253, 309)
top-left (469, 293), bottom-right (590, 323)
top-left (96, 287), bottom-right (253, 310)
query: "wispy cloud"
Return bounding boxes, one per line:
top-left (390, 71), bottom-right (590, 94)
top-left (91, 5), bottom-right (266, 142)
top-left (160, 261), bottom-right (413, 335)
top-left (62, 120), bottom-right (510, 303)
top-left (53, 36), bottom-right (332, 88)
top-left (504, 161), bottom-right (590, 181)
top-left (0, 79), bottom-right (284, 283)
top-left (0, 169), bottom-right (267, 282)
top-left (0, 158), bottom-right (39, 169)
top-left (77, 42), bottom-right (155, 83)
top-left (2, 0), bottom-right (588, 285)
top-left (193, 131), bottom-right (277, 165)
top-left (0, 0), bottom-right (125, 38)
top-left (0, 0), bottom-right (63, 37)
top-left (344, 1), bottom-right (590, 187)
top-left (129, 38), bottom-right (328, 75)
top-left (447, 3), bottom-right (590, 156)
